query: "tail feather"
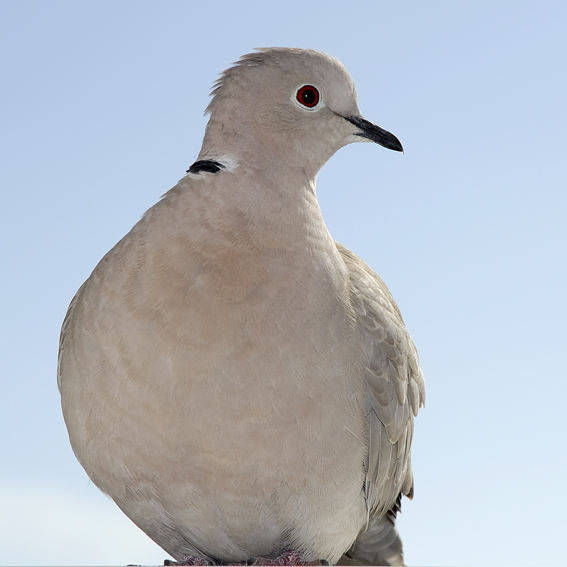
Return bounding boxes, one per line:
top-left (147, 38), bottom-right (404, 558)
top-left (337, 513), bottom-right (405, 566)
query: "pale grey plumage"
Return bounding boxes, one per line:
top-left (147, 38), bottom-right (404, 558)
top-left (58, 48), bottom-right (424, 566)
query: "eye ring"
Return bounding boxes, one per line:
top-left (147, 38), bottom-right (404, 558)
top-left (296, 85), bottom-right (320, 108)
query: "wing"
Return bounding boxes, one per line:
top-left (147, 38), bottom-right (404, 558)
top-left (337, 243), bottom-right (425, 519)
top-left (57, 283), bottom-right (84, 392)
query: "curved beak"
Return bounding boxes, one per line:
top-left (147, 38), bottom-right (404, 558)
top-left (344, 115), bottom-right (403, 152)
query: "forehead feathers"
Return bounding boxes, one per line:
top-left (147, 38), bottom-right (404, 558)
top-left (205, 48), bottom-right (357, 116)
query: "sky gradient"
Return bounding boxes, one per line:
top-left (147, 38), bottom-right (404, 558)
top-left (1, 1), bottom-right (566, 565)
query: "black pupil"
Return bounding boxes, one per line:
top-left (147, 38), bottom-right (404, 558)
top-left (301, 88), bottom-right (316, 105)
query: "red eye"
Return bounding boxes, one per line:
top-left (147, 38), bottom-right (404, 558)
top-left (296, 85), bottom-right (320, 108)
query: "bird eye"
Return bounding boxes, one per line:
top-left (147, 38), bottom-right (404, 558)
top-left (296, 85), bottom-right (320, 108)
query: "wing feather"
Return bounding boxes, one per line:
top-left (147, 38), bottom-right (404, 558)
top-left (337, 243), bottom-right (424, 518)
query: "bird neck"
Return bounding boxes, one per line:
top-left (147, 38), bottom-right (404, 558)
top-left (198, 116), bottom-right (324, 181)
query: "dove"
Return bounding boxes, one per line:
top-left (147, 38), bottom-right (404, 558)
top-left (58, 48), bottom-right (424, 566)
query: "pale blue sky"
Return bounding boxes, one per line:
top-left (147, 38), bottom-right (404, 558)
top-left (1, 1), bottom-right (566, 565)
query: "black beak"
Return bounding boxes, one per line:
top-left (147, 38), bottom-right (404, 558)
top-left (344, 115), bottom-right (403, 152)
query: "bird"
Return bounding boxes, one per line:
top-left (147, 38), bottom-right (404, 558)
top-left (58, 48), bottom-right (425, 566)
